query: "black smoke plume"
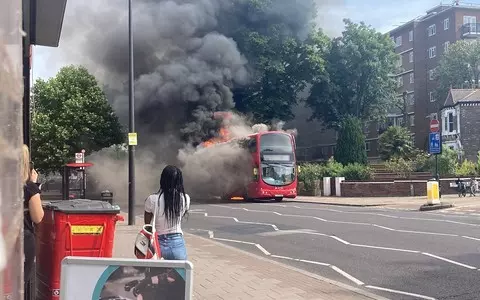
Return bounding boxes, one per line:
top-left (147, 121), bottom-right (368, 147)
top-left (55, 0), bottom-right (315, 202)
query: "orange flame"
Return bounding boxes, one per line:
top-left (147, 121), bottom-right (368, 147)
top-left (201, 128), bottom-right (230, 148)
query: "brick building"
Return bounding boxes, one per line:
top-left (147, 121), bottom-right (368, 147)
top-left (441, 89), bottom-right (480, 161)
top-left (293, 1), bottom-right (480, 162)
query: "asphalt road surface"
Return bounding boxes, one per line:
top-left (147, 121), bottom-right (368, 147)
top-left (182, 201), bottom-right (480, 300)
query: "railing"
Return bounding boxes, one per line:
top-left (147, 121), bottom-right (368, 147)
top-left (461, 23), bottom-right (480, 36)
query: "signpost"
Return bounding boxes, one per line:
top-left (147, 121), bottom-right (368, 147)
top-left (61, 257), bottom-right (193, 300)
top-left (429, 119), bottom-right (442, 200)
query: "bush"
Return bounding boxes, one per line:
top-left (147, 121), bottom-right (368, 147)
top-left (323, 157), bottom-right (344, 177)
top-left (456, 159), bottom-right (477, 177)
top-left (385, 157), bottom-right (415, 179)
top-left (341, 163), bottom-right (373, 181)
top-left (298, 163), bottom-right (324, 190)
top-left (334, 117), bottom-right (367, 165)
top-left (430, 145), bottom-right (459, 176)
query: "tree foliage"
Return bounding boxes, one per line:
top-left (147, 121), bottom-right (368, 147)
top-left (334, 116), bottom-right (367, 165)
top-left (430, 145), bottom-right (459, 177)
top-left (306, 19), bottom-right (398, 128)
top-left (31, 65), bottom-right (124, 174)
top-left (224, 0), bottom-right (328, 123)
top-left (378, 126), bottom-right (415, 161)
top-left (437, 40), bottom-right (480, 101)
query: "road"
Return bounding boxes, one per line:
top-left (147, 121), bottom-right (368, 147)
top-left (183, 201), bottom-right (480, 300)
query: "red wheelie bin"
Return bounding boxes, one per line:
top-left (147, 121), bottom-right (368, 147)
top-left (35, 199), bottom-right (124, 300)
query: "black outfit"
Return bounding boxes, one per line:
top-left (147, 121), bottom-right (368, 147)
top-left (24, 181), bottom-right (40, 288)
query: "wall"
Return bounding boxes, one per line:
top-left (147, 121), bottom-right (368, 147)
top-left (341, 179), bottom-right (460, 197)
top-left (0, 0), bottom-right (24, 299)
top-left (459, 103), bottom-right (480, 161)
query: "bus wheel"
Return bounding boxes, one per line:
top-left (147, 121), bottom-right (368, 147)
top-left (274, 197), bottom-right (283, 202)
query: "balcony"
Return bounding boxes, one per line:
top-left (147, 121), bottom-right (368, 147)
top-left (461, 23), bottom-right (480, 38)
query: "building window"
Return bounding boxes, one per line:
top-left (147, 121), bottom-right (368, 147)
top-left (395, 36), bottom-right (402, 47)
top-left (409, 73), bottom-right (414, 83)
top-left (364, 123), bottom-right (370, 134)
top-left (408, 94), bottom-right (415, 105)
top-left (428, 24), bottom-right (436, 36)
top-left (397, 76), bottom-right (404, 87)
top-left (444, 41), bottom-right (450, 53)
top-left (444, 18), bottom-right (449, 30)
top-left (397, 55), bottom-right (403, 68)
top-left (365, 142), bottom-right (371, 152)
top-left (410, 115), bottom-right (415, 126)
top-left (429, 69), bottom-right (435, 80)
top-left (409, 30), bottom-right (414, 41)
top-left (397, 117), bottom-right (404, 127)
top-left (429, 91), bottom-right (436, 102)
top-left (409, 52), bottom-right (414, 63)
top-left (448, 112), bottom-right (455, 132)
top-left (428, 46), bottom-right (436, 58)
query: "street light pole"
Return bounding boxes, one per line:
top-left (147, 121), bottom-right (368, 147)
top-left (128, 0), bottom-right (136, 225)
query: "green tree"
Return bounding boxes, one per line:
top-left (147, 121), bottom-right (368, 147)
top-left (436, 40), bottom-right (480, 101)
top-left (456, 159), bottom-right (477, 176)
top-left (31, 65), bottom-right (124, 174)
top-left (431, 145), bottom-right (459, 176)
top-left (378, 126), bottom-right (415, 161)
top-left (306, 19), bottom-right (397, 128)
top-left (334, 116), bottom-right (367, 165)
top-left (223, 0), bottom-right (328, 123)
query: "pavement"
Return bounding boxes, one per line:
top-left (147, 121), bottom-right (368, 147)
top-left (113, 215), bottom-right (388, 300)
top-left (183, 201), bottom-right (480, 300)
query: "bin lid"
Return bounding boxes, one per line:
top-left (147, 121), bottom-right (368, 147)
top-left (43, 199), bottom-right (121, 214)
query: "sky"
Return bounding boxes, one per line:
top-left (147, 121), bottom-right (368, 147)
top-left (31, 0), bottom-right (480, 80)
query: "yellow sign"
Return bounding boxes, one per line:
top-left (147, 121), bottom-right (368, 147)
top-left (128, 132), bottom-right (138, 146)
top-left (71, 225), bottom-right (104, 235)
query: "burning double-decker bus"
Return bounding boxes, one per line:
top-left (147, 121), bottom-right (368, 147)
top-left (200, 112), bottom-right (298, 202)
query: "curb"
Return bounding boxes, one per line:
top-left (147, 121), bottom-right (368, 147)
top-left (185, 233), bottom-right (390, 300)
top-left (419, 202), bottom-right (454, 211)
top-left (285, 200), bottom-right (387, 207)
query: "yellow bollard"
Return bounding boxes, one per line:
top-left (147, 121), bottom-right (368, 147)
top-left (427, 181), bottom-right (440, 205)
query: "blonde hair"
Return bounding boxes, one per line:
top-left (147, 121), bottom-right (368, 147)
top-left (21, 144), bottom-right (30, 183)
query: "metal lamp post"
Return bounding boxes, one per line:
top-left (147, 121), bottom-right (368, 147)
top-left (128, 0), bottom-right (136, 225)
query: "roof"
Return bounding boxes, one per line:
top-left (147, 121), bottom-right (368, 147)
top-left (443, 89), bottom-right (480, 107)
top-left (388, 2), bottom-right (480, 35)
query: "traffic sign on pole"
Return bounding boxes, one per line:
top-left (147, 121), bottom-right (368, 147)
top-left (430, 119), bottom-right (440, 133)
top-left (429, 132), bottom-right (441, 154)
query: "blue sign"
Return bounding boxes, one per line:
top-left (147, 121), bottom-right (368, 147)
top-left (429, 132), bottom-right (442, 154)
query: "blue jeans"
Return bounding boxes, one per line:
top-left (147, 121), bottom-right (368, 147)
top-left (157, 233), bottom-right (187, 260)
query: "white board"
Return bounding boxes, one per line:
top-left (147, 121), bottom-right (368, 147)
top-left (60, 257), bottom-right (193, 300)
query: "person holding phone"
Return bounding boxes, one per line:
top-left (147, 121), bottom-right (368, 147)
top-left (22, 145), bottom-right (44, 297)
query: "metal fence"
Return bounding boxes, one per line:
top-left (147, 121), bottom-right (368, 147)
top-left (0, 0), bottom-right (24, 299)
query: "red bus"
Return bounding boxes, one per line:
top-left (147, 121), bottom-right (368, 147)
top-left (237, 131), bottom-right (298, 202)
top-left (201, 129), bottom-right (298, 202)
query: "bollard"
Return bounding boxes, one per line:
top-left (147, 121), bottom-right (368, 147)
top-left (427, 180), bottom-right (440, 205)
top-left (101, 190), bottom-right (114, 205)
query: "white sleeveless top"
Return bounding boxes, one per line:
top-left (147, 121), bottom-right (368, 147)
top-left (144, 192), bottom-right (190, 235)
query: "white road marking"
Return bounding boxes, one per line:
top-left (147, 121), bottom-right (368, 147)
top-left (366, 285), bottom-right (436, 300)
top-left (351, 244), bottom-right (420, 254)
top-left (422, 252), bottom-right (477, 270)
top-left (192, 212), bottom-right (480, 270)
top-left (194, 228), bottom-right (435, 299)
top-left (207, 205), bottom-right (480, 242)
top-left (330, 266), bottom-right (365, 285)
top-left (259, 229), bottom-right (317, 236)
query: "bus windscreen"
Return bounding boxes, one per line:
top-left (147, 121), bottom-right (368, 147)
top-left (259, 133), bottom-right (293, 153)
